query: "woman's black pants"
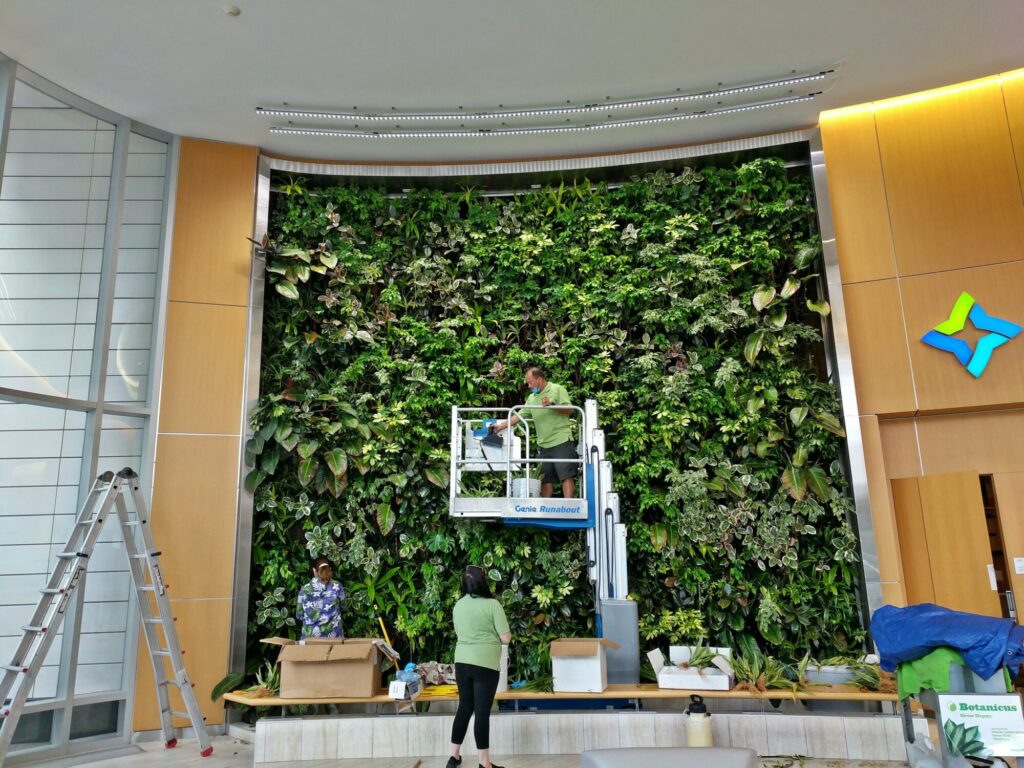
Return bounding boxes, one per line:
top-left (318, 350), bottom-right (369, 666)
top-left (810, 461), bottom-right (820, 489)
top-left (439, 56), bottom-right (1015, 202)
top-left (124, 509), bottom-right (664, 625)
top-left (451, 662), bottom-right (500, 750)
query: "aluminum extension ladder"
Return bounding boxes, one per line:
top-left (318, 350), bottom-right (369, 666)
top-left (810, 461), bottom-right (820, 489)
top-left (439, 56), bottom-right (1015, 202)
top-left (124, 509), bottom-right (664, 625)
top-left (0, 468), bottom-right (212, 763)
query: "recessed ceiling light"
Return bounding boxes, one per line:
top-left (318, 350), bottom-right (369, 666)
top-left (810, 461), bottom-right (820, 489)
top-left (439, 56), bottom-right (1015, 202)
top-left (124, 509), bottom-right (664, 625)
top-left (223, 5), bottom-right (241, 17)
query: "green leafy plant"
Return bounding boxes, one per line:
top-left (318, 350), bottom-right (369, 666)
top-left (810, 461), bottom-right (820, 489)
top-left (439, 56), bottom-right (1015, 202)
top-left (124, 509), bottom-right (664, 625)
top-left (791, 651), bottom-right (815, 688)
top-left (249, 661), bottom-right (281, 697)
top-left (245, 160), bottom-right (865, 681)
top-left (675, 639), bottom-right (719, 671)
top-left (731, 636), bottom-right (796, 693)
top-left (210, 672), bottom-right (246, 702)
top-left (639, 609), bottom-right (706, 646)
top-left (848, 661), bottom-right (895, 693)
top-left (943, 719), bottom-right (987, 757)
top-left (813, 654), bottom-right (859, 667)
top-left (520, 673), bottom-right (554, 692)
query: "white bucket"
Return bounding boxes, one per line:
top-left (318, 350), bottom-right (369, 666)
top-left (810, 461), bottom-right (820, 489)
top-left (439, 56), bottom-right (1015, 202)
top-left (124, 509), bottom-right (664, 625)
top-left (511, 478), bottom-right (541, 497)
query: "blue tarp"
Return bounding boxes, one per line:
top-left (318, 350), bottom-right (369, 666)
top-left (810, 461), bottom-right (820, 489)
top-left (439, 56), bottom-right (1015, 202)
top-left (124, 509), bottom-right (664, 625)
top-left (871, 603), bottom-right (1024, 679)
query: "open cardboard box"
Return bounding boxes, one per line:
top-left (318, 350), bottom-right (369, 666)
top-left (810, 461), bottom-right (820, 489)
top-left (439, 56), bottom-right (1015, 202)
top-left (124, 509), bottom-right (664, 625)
top-left (262, 637), bottom-right (398, 698)
top-left (647, 646), bottom-right (734, 691)
top-left (550, 638), bottom-right (620, 693)
top-left (669, 645), bottom-right (732, 667)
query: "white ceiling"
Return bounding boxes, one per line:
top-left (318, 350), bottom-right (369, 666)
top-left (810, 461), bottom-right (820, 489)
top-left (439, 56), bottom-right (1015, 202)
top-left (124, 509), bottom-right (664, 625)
top-left (1, 1), bottom-right (1023, 164)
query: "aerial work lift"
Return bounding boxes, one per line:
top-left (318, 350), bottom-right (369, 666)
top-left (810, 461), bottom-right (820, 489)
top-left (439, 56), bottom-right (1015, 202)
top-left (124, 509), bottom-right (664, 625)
top-left (449, 399), bottom-right (638, 681)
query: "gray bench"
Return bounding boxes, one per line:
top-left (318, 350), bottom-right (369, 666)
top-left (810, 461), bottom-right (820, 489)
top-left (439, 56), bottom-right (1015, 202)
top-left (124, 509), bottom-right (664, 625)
top-left (581, 747), bottom-right (759, 768)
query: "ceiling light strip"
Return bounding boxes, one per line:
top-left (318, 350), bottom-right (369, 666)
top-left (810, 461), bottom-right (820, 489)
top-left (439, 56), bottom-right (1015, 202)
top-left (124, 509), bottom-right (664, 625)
top-left (269, 94), bottom-right (818, 139)
top-left (256, 70), bottom-right (833, 123)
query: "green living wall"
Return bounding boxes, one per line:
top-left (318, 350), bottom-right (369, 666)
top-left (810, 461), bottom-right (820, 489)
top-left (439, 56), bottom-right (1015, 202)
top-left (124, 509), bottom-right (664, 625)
top-left (245, 158), bottom-right (865, 680)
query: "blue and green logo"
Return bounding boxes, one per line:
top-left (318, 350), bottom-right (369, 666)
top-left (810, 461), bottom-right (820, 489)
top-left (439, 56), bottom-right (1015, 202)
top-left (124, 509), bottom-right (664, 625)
top-left (921, 292), bottom-right (1021, 378)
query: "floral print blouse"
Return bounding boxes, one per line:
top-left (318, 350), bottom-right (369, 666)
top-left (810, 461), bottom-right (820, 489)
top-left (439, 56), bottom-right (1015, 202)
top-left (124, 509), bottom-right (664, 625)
top-left (296, 578), bottom-right (345, 638)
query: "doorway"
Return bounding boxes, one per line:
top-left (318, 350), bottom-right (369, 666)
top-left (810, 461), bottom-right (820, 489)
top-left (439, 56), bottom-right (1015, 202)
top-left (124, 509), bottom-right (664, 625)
top-left (890, 470), bottom-right (1006, 617)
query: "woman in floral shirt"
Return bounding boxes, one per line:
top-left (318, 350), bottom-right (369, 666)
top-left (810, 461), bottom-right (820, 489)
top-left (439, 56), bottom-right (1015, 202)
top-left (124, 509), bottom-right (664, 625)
top-left (296, 557), bottom-right (346, 638)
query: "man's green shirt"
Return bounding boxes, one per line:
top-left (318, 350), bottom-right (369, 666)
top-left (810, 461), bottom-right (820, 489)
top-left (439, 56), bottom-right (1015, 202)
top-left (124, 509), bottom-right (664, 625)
top-left (523, 382), bottom-right (573, 448)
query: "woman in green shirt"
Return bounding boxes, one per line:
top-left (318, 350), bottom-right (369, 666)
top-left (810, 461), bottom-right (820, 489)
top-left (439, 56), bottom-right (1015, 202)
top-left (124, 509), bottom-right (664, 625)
top-left (447, 565), bottom-right (511, 768)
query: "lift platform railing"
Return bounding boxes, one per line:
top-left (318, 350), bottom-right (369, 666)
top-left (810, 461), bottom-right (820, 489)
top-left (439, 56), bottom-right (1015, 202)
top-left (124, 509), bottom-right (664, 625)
top-left (449, 405), bottom-right (587, 520)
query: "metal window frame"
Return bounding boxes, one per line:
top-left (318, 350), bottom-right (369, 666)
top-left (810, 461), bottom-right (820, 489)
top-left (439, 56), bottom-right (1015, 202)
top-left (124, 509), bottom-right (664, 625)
top-left (0, 57), bottom-right (176, 764)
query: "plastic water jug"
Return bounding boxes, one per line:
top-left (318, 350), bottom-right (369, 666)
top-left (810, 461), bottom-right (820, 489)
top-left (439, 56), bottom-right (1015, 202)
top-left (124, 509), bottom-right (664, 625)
top-left (685, 694), bottom-right (712, 747)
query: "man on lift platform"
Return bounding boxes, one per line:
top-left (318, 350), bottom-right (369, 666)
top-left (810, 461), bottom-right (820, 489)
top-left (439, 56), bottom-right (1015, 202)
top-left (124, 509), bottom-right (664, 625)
top-left (492, 365), bottom-right (578, 499)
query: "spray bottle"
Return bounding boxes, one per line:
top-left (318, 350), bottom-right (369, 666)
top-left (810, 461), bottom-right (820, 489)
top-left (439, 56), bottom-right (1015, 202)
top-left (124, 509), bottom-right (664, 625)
top-left (685, 694), bottom-right (712, 747)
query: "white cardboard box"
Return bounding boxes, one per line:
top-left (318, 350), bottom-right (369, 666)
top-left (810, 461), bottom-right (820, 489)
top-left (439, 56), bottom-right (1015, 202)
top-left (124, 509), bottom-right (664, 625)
top-left (669, 645), bottom-right (733, 666)
top-left (647, 648), bottom-right (734, 691)
top-left (388, 679), bottom-right (421, 700)
top-left (551, 638), bottom-right (620, 693)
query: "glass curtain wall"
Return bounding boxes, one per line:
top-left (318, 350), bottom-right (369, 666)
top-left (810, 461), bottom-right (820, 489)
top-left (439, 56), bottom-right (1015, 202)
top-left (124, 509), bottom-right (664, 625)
top-left (0, 57), bottom-right (173, 761)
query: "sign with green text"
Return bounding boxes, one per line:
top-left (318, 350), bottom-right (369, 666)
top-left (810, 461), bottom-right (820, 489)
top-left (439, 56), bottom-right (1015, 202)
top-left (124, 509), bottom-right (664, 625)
top-left (938, 694), bottom-right (1024, 757)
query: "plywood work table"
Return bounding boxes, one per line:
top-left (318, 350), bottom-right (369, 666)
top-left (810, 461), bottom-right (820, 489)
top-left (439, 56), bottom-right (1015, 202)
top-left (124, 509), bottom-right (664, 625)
top-left (223, 682), bottom-right (896, 708)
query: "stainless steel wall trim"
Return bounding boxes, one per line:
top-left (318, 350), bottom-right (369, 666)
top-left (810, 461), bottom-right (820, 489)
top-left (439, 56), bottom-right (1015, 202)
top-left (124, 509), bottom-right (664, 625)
top-left (266, 129), bottom-right (815, 178)
top-left (228, 155), bottom-right (270, 693)
top-left (808, 129), bottom-right (882, 623)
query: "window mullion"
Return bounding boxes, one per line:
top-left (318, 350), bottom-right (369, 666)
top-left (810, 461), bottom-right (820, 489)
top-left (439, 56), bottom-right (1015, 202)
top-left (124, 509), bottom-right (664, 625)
top-left (57, 117), bottom-right (131, 746)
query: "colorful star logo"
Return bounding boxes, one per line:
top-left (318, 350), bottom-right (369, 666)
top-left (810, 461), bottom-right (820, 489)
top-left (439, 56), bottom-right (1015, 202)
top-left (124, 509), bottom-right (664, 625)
top-left (921, 292), bottom-right (1021, 378)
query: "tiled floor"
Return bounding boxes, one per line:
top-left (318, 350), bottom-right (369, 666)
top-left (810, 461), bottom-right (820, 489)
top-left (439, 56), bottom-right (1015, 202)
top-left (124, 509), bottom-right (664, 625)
top-left (71, 736), bottom-right (910, 768)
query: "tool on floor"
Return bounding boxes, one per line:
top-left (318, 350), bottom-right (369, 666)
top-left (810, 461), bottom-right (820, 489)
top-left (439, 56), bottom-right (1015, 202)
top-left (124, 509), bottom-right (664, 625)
top-left (0, 468), bottom-right (213, 763)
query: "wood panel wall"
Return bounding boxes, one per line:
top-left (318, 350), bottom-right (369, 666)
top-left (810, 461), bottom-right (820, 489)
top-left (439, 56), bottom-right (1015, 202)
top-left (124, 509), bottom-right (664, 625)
top-left (820, 68), bottom-right (1024, 609)
top-left (891, 472), bottom-right (1001, 615)
top-left (132, 139), bottom-right (256, 731)
top-left (821, 71), bottom-right (1024, 418)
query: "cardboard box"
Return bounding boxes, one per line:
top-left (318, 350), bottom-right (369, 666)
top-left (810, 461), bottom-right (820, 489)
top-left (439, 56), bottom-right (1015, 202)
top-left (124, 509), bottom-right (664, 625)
top-left (388, 678), bottom-right (421, 700)
top-left (550, 638), bottom-right (620, 693)
top-left (262, 637), bottom-right (390, 698)
top-left (647, 648), bottom-right (734, 691)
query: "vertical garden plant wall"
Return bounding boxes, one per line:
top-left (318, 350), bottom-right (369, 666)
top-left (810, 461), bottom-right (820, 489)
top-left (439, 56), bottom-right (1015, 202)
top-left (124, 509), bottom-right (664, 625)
top-left (245, 158), bottom-right (864, 679)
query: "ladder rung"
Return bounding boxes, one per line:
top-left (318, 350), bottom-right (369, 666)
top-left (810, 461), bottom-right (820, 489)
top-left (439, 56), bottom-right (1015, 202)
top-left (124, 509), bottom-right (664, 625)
top-left (39, 588), bottom-right (65, 595)
top-left (2, 664), bottom-right (29, 673)
top-left (56, 551), bottom-right (88, 559)
top-left (153, 650), bottom-right (176, 657)
top-left (142, 617), bottom-right (164, 624)
top-left (165, 710), bottom-right (199, 720)
top-left (129, 551), bottom-right (161, 559)
top-left (122, 520), bottom-right (147, 526)
top-left (21, 626), bottom-right (47, 633)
